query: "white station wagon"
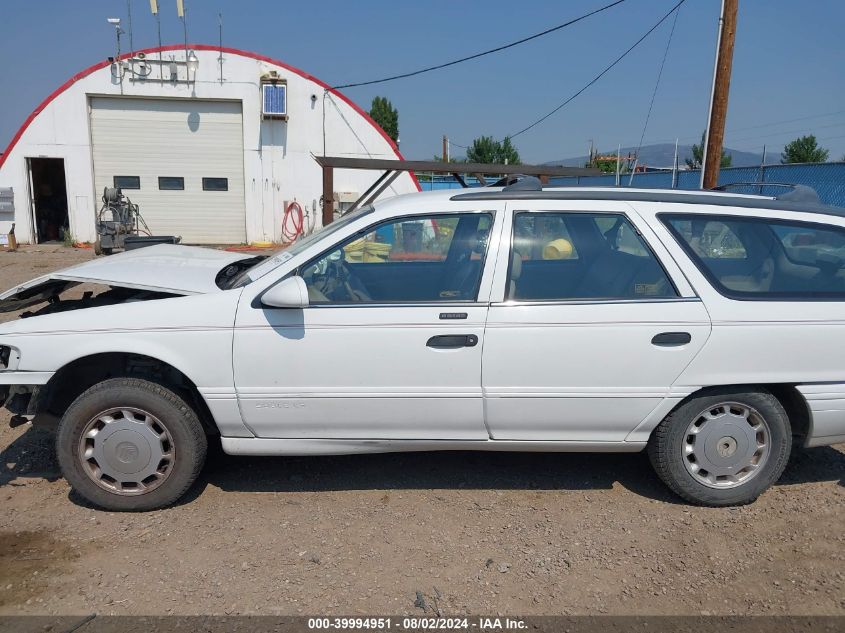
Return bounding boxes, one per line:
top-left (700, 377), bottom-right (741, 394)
top-left (2, 181), bottom-right (844, 510)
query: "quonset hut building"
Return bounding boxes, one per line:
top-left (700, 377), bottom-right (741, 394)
top-left (0, 45), bottom-right (418, 245)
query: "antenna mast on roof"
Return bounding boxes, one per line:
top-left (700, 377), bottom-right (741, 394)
top-left (150, 0), bottom-right (162, 79)
top-left (127, 0), bottom-right (134, 51)
top-left (177, 0), bottom-right (188, 63)
top-left (218, 11), bottom-right (224, 83)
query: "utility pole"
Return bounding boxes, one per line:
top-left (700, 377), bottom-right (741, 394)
top-left (442, 135), bottom-right (449, 163)
top-left (701, 0), bottom-right (738, 190)
top-left (615, 143), bottom-right (621, 187)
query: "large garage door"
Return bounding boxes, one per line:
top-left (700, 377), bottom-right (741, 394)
top-left (90, 97), bottom-right (246, 243)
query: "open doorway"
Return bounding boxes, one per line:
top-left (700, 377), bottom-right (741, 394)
top-left (27, 158), bottom-right (69, 243)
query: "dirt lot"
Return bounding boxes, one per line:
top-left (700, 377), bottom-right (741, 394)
top-left (0, 245), bottom-right (843, 617)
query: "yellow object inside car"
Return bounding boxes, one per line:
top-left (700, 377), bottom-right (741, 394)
top-left (543, 238), bottom-right (575, 260)
top-left (344, 239), bottom-right (392, 263)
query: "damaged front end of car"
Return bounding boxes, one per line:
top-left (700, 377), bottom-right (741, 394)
top-left (0, 279), bottom-right (181, 429)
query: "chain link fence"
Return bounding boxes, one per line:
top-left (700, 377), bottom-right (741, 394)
top-left (548, 162), bottom-right (845, 207)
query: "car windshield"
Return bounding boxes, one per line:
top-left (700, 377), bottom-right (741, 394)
top-left (226, 205), bottom-right (375, 288)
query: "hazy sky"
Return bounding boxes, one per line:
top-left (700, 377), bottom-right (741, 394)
top-left (1, 0), bottom-right (843, 163)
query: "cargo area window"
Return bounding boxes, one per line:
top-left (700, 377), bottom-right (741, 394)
top-left (158, 177), bottom-right (184, 191)
top-left (113, 176), bottom-right (140, 190)
top-left (299, 213), bottom-right (493, 303)
top-left (508, 212), bottom-right (677, 301)
top-left (202, 177), bottom-right (228, 191)
top-left (663, 213), bottom-right (845, 299)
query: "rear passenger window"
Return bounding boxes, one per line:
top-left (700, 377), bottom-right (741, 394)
top-left (663, 214), bottom-right (845, 299)
top-left (508, 212), bottom-right (677, 301)
top-left (666, 218), bottom-right (746, 259)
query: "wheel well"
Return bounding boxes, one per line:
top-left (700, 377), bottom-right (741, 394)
top-left (657, 383), bottom-right (811, 444)
top-left (40, 353), bottom-right (218, 435)
top-left (766, 384), bottom-right (811, 444)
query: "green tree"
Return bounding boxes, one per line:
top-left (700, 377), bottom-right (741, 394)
top-left (781, 135), bottom-right (829, 164)
top-left (466, 136), bottom-right (521, 165)
top-left (369, 96), bottom-right (398, 142)
top-left (685, 131), bottom-right (732, 169)
top-left (587, 154), bottom-right (629, 174)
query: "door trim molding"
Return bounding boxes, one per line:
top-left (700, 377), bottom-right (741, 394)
top-left (221, 437), bottom-right (646, 456)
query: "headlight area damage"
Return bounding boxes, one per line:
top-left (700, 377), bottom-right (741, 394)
top-left (0, 340), bottom-right (31, 427)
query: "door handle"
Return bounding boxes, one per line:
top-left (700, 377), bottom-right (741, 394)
top-left (651, 332), bottom-right (692, 347)
top-left (426, 334), bottom-right (478, 349)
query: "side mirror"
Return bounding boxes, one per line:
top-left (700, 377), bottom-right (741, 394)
top-left (261, 276), bottom-right (309, 309)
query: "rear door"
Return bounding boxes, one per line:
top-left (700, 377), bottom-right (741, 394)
top-left (482, 200), bottom-right (712, 442)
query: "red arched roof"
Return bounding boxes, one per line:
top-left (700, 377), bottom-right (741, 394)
top-left (0, 44), bottom-right (420, 190)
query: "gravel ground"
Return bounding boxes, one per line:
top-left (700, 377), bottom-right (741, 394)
top-left (0, 245), bottom-right (843, 617)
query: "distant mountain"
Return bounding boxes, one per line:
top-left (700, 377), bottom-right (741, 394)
top-left (546, 143), bottom-right (769, 169)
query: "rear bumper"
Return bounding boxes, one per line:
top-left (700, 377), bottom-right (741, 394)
top-left (796, 384), bottom-right (845, 447)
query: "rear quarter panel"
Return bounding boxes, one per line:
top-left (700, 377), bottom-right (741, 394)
top-left (636, 201), bottom-right (845, 444)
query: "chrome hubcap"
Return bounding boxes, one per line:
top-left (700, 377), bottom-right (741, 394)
top-left (78, 407), bottom-right (175, 495)
top-left (682, 402), bottom-right (770, 489)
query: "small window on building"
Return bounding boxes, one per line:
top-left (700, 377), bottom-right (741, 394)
top-left (202, 177), bottom-right (229, 192)
top-left (113, 176), bottom-right (140, 190)
top-left (262, 83), bottom-right (287, 118)
top-left (158, 177), bottom-right (184, 191)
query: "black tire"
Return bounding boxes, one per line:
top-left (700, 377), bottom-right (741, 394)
top-left (56, 378), bottom-right (207, 511)
top-left (648, 386), bottom-right (791, 506)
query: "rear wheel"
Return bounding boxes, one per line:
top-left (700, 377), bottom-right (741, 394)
top-left (57, 378), bottom-right (207, 511)
top-left (648, 387), bottom-right (791, 506)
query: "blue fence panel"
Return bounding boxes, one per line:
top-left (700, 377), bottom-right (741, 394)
top-left (758, 163), bottom-right (845, 207)
top-left (547, 162), bottom-right (845, 207)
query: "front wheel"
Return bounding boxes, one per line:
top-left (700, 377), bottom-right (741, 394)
top-left (648, 387), bottom-right (791, 506)
top-left (56, 378), bottom-right (207, 511)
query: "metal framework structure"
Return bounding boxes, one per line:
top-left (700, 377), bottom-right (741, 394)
top-left (313, 156), bottom-right (601, 225)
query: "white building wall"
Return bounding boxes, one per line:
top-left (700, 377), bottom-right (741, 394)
top-left (0, 45), bottom-right (418, 244)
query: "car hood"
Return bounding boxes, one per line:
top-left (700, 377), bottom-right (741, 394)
top-left (0, 244), bottom-right (251, 313)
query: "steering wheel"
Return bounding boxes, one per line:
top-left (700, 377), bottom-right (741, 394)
top-left (321, 259), bottom-right (372, 302)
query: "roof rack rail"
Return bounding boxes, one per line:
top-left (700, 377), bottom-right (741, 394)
top-left (712, 182), bottom-right (820, 204)
top-left (448, 187), bottom-right (843, 216)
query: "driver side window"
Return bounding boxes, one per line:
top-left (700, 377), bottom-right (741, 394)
top-left (300, 213), bottom-right (493, 304)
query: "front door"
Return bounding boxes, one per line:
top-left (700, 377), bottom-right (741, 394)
top-left (482, 202), bottom-right (711, 441)
top-left (233, 208), bottom-right (501, 439)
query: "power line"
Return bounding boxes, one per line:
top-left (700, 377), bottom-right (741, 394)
top-left (815, 133), bottom-right (845, 143)
top-left (724, 108), bottom-right (845, 135)
top-left (601, 108), bottom-right (845, 151)
top-left (726, 121), bottom-right (845, 145)
top-left (509, 0), bottom-right (687, 140)
top-left (330, 0), bottom-right (629, 90)
top-left (632, 2), bottom-right (681, 161)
